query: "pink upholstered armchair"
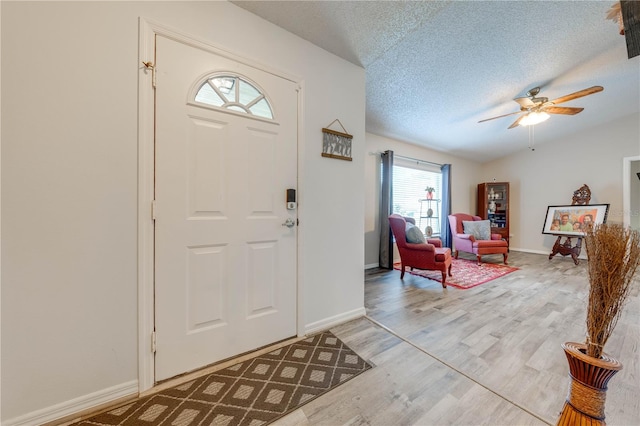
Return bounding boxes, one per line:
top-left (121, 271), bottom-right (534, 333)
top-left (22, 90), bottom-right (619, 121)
top-left (388, 214), bottom-right (452, 287)
top-left (448, 213), bottom-right (508, 265)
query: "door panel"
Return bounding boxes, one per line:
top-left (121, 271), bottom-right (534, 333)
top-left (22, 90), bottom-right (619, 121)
top-left (188, 117), bottom-right (226, 216)
top-left (154, 35), bottom-right (298, 381)
top-left (187, 245), bottom-right (226, 331)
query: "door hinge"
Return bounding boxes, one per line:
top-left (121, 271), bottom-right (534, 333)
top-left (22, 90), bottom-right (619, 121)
top-left (151, 331), bottom-right (157, 353)
top-left (151, 200), bottom-right (157, 221)
top-left (142, 61), bottom-right (156, 89)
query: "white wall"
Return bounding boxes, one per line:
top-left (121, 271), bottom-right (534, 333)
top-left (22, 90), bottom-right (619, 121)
top-left (364, 133), bottom-right (482, 267)
top-left (478, 113), bottom-right (640, 254)
top-left (1, 1), bottom-right (365, 422)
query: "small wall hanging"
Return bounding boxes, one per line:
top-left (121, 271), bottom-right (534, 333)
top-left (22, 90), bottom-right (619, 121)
top-left (322, 119), bottom-right (352, 161)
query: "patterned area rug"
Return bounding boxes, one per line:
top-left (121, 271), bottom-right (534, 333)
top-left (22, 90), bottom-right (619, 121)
top-left (74, 332), bottom-right (371, 425)
top-left (394, 258), bottom-right (518, 289)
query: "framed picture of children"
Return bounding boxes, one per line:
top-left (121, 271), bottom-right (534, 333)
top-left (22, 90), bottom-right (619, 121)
top-left (541, 204), bottom-right (609, 236)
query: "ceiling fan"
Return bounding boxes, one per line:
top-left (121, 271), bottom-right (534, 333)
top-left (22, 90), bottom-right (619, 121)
top-left (478, 86), bottom-right (604, 129)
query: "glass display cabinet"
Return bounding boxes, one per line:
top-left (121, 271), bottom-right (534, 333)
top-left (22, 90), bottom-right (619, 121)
top-left (477, 182), bottom-right (509, 245)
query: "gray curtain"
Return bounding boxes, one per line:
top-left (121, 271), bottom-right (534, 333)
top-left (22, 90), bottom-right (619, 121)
top-left (379, 150), bottom-right (394, 269)
top-left (440, 164), bottom-right (452, 248)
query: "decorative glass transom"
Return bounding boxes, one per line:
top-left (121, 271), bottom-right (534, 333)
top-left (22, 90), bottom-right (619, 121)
top-left (194, 75), bottom-right (274, 119)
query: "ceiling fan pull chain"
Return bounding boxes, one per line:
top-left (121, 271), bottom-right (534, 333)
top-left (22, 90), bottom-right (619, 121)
top-left (528, 125), bottom-right (536, 151)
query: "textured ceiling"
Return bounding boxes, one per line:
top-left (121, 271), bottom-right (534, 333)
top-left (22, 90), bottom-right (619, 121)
top-left (232, 1), bottom-right (640, 162)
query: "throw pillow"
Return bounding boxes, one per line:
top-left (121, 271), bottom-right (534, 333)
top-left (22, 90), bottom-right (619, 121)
top-left (462, 220), bottom-right (491, 240)
top-left (405, 223), bottom-right (426, 244)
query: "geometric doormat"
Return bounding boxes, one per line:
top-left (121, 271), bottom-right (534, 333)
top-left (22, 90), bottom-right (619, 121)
top-left (71, 331), bottom-right (372, 425)
top-left (394, 257), bottom-right (518, 290)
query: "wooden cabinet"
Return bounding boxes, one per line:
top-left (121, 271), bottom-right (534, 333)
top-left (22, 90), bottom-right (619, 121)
top-left (477, 182), bottom-right (509, 244)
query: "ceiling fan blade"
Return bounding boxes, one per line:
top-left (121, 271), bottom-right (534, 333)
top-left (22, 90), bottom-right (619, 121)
top-left (508, 115), bottom-right (525, 129)
top-left (478, 110), bottom-right (523, 123)
top-left (550, 86), bottom-right (603, 105)
top-left (514, 97), bottom-right (535, 108)
top-left (544, 106), bottom-right (584, 115)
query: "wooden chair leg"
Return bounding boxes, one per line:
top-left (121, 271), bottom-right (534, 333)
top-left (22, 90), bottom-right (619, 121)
top-left (454, 250), bottom-right (459, 259)
top-left (447, 263), bottom-right (452, 277)
top-left (476, 255), bottom-right (482, 265)
top-left (441, 271), bottom-right (447, 288)
top-left (400, 263), bottom-right (405, 279)
top-left (503, 253), bottom-right (508, 265)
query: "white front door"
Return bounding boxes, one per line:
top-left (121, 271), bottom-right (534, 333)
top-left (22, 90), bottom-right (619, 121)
top-left (154, 35), bottom-right (298, 381)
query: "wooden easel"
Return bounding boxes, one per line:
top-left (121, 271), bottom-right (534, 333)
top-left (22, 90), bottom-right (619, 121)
top-left (548, 184), bottom-right (591, 265)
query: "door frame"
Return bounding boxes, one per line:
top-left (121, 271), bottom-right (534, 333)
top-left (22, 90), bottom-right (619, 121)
top-left (137, 17), bottom-right (305, 392)
top-left (623, 155), bottom-right (640, 229)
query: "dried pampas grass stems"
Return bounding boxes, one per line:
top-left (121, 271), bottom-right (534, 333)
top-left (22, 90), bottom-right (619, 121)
top-left (584, 223), bottom-right (640, 359)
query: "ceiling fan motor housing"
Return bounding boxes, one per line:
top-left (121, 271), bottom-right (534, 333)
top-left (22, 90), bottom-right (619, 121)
top-left (526, 87), bottom-right (541, 97)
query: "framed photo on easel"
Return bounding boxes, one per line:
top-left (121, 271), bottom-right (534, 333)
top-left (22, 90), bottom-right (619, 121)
top-left (542, 204), bottom-right (610, 237)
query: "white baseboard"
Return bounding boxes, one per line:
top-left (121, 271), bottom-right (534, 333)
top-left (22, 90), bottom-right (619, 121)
top-left (4, 380), bottom-right (138, 426)
top-left (304, 307), bottom-right (367, 335)
top-left (508, 247), bottom-right (548, 255)
top-left (510, 247), bottom-right (587, 259)
top-left (364, 263), bottom-right (379, 269)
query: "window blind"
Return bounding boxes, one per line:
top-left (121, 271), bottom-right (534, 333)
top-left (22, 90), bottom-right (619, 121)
top-left (392, 162), bottom-right (442, 234)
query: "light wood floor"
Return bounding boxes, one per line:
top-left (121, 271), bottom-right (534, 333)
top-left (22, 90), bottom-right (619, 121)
top-left (274, 251), bottom-right (640, 426)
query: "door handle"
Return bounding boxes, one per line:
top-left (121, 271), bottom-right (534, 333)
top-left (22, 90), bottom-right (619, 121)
top-left (282, 218), bottom-right (296, 228)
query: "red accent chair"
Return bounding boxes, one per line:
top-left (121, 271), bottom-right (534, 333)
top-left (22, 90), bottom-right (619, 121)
top-left (448, 213), bottom-right (508, 265)
top-left (388, 214), bottom-right (452, 288)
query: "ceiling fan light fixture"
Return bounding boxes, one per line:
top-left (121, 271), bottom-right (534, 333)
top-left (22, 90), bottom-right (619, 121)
top-left (520, 111), bottom-right (550, 126)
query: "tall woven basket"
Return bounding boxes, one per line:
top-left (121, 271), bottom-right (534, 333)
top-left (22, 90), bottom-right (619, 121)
top-left (556, 342), bottom-right (622, 426)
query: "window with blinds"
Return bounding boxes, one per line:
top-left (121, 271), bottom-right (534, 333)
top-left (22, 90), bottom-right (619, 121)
top-left (392, 158), bottom-right (442, 235)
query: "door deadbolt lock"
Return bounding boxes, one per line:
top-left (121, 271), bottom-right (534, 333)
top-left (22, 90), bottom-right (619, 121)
top-left (286, 189), bottom-right (296, 210)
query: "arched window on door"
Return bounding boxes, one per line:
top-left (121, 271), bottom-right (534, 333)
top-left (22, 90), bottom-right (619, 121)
top-left (193, 74), bottom-right (274, 119)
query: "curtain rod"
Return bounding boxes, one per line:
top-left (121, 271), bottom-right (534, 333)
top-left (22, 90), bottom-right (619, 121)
top-left (370, 151), bottom-right (443, 168)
